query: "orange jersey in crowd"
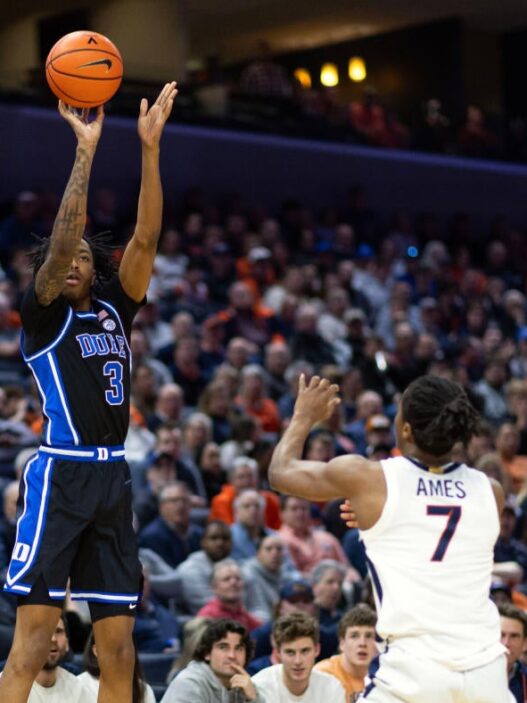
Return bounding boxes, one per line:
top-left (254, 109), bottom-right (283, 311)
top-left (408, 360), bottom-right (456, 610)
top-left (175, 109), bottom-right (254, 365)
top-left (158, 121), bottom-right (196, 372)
top-left (209, 484), bottom-right (281, 529)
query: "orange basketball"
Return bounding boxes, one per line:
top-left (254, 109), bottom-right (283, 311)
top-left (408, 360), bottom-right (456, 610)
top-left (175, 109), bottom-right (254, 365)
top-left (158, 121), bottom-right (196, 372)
top-left (45, 30), bottom-right (123, 108)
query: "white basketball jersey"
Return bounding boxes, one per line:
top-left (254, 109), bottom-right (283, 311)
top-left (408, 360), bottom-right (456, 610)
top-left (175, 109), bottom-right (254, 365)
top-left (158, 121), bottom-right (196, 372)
top-left (360, 455), bottom-right (506, 671)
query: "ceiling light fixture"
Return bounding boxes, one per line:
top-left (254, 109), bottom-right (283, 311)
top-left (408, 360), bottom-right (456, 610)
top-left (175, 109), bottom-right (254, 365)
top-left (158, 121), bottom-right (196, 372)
top-left (348, 56), bottom-right (367, 82)
top-left (320, 63), bottom-right (339, 87)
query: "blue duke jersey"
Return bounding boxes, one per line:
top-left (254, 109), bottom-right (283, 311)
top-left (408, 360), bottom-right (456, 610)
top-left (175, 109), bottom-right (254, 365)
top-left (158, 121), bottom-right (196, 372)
top-left (360, 455), bottom-right (505, 671)
top-left (21, 276), bottom-right (142, 447)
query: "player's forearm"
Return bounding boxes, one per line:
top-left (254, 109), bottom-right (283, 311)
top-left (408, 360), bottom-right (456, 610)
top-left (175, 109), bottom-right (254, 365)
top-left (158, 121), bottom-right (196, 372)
top-left (50, 144), bottom-right (95, 253)
top-left (269, 414), bottom-right (319, 488)
top-left (134, 145), bottom-right (162, 248)
top-left (35, 144), bottom-right (96, 304)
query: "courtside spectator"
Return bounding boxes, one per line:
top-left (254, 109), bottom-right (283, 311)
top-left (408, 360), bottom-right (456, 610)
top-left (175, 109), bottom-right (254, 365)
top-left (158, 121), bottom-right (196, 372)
top-left (252, 612), bottom-right (346, 701)
top-left (315, 604), bottom-right (377, 701)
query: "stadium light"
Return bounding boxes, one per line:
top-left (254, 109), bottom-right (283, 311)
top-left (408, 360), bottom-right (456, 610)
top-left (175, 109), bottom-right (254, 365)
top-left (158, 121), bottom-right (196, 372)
top-left (320, 63), bottom-right (339, 87)
top-left (348, 56), bottom-right (367, 82)
top-left (294, 68), bottom-right (312, 89)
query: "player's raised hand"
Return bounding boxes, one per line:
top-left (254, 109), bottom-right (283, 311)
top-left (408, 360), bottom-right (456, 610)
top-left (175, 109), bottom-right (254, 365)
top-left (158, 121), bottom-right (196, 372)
top-left (138, 81), bottom-right (177, 149)
top-left (293, 374), bottom-right (340, 426)
top-left (58, 101), bottom-right (104, 150)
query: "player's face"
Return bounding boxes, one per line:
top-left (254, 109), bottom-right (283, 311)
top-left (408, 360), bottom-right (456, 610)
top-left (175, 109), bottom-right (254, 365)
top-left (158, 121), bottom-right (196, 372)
top-left (62, 239), bottom-right (95, 306)
top-left (43, 618), bottom-right (69, 670)
top-left (340, 625), bottom-right (377, 670)
top-left (279, 637), bottom-right (319, 689)
top-left (501, 616), bottom-right (525, 670)
top-left (206, 632), bottom-right (247, 684)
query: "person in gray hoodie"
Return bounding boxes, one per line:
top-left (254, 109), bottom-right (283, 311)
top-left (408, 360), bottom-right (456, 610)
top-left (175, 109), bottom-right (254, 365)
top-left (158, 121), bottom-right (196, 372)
top-left (161, 618), bottom-right (264, 703)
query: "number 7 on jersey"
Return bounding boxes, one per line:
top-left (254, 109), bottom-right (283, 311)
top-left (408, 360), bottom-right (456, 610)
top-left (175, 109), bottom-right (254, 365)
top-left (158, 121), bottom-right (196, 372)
top-left (427, 505), bottom-right (462, 561)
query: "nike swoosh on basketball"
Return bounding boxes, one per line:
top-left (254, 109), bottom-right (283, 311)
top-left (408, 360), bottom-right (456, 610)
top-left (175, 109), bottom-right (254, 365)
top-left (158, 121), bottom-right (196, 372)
top-left (77, 58), bottom-right (113, 70)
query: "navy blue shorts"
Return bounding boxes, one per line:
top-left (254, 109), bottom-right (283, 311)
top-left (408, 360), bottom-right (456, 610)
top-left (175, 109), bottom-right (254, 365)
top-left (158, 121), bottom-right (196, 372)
top-left (4, 445), bottom-right (142, 612)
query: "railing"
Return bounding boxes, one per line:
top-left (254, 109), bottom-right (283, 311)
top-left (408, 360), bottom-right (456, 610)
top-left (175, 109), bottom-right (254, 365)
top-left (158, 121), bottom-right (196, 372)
top-left (1, 100), bottom-right (527, 227)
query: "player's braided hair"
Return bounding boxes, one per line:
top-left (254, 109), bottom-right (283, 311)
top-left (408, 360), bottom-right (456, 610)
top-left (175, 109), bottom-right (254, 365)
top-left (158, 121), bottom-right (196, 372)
top-left (29, 231), bottom-right (116, 285)
top-left (401, 375), bottom-right (480, 456)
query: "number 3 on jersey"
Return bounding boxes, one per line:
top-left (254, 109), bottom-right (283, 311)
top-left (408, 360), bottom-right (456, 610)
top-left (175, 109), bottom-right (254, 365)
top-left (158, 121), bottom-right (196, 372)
top-left (103, 361), bottom-right (124, 405)
top-left (427, 505), bottom-right (462, 561)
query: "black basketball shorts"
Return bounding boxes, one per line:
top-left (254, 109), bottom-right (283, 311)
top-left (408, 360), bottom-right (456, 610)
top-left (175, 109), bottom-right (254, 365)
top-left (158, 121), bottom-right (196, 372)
top-left (3, 445), bottom-right (142, 617)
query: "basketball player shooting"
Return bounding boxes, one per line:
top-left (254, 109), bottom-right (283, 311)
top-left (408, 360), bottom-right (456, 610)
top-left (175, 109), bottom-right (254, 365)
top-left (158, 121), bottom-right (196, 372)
top-left (0, 81), bottom-right (177, 703)
top-left (269, 373), bottom-right (514, 702)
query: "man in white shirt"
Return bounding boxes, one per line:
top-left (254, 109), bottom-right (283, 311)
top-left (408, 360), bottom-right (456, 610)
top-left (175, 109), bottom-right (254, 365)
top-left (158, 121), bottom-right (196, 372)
top-left (252, 612), bottom-right (346, 702)
top-left (27, 613), bottom-right (91, 702)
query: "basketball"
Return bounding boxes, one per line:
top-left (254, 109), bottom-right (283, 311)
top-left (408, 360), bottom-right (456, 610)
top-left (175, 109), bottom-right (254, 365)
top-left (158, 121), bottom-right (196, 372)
top-left (45, 30), bottom-right (123, 108)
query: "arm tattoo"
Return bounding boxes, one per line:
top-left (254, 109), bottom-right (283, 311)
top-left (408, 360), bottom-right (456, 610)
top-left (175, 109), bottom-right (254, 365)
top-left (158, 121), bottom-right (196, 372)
top-left (36, 147), bottom-right (94, 305)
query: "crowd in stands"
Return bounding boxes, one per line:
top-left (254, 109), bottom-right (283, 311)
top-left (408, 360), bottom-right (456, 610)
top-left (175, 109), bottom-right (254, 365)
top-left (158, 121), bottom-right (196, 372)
top-left (195, 45), bottom-right (527, 162)
top-left (9, 38), bottom-right (527, 165)
top-left (2, 178), bottom-right (527, 699)
top-left (188, 54), bottom-right (527, 163)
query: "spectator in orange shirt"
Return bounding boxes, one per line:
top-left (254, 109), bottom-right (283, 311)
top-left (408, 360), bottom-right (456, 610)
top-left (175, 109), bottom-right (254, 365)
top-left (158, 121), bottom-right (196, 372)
top-left (210, 456), bottom-right (281, 529)
top-left (496, 422), bottom-right (527, 494)
top-left (235, 364), bottom-right (281, 436)
top-left (315, 604), bottom-right (377, 701)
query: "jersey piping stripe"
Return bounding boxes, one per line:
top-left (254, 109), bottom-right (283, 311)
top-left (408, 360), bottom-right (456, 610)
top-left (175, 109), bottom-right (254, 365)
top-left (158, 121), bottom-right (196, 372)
top-left (98, 299), bottom-right (132, 372)
top-left (363, 649), bottom-right (383, 698)
top-left (47, 351), bottom-right (80, 445)
top-left (405, 456), bottom-right (461, 474)
top-left (6, 453), bottom-right (39, 583)
top-left (4, 583), bottom-right (32, 594)
top-left (75, 312), bottom-right (97, 319)
top-left (39, 445), bottom-right (125, 461)
top-left (48, 589), bottom-right (67, 599)
top-left (69, 591), bottom-right (140, 602)
top-left (6, 457), bottom-right (53, 587)
top-left (23, 307), bottom-right (74, 362)
top-left (28, 361), bottom-right (52, 445)
top-left (365, 553), bottom-right (383, 605)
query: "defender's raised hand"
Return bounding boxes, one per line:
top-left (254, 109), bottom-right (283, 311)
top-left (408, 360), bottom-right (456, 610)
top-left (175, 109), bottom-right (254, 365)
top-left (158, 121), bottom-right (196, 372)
top-left (138, 81), bottom-right (177, 149)
top-left (293, 374), bottom-right (341, 426)
top-left (58, 101), bottom-right (104, 150)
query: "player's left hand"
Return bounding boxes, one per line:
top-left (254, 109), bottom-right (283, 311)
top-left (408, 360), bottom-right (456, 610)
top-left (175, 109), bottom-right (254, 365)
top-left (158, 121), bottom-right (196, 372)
top-left (293, 374), bottom-right (340, 426)
top-left (230, 664), bottom-right (257, 700)
top-left (138, 81), bottom-right (177, 148)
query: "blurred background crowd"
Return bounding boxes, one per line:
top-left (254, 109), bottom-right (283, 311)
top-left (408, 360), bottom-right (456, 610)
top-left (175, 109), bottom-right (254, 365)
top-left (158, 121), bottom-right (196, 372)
top-left (1, 177), bottom-right (527, 698)
top-left (3, 0), bottom-right (527, 700)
